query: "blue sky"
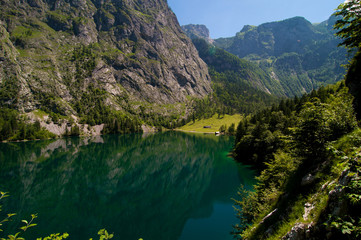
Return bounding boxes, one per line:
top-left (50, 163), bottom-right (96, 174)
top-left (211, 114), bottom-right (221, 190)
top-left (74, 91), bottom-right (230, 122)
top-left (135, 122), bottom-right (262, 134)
top-left (167, 0), bottom-right (345, 39)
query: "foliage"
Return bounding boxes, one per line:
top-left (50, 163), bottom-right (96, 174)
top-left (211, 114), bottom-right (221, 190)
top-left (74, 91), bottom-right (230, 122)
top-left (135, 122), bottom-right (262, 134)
top-left (61, 45), bottom-right (142, 132)
top-left (344, 50), bottom-right (361, 120)
top-left (0, 192), bottom-right (38, 240)
top-left (64, 45), bottom-right (105, 126)
top-left (233, 82), bottom-right (356, 167)
top-left (211, 70), bottom-right (278, 114)
top-left (89, 229), bottom-right (113, 240)
top-left (192, 38), bottom-right (279, 115)
top-left (218, 123), bottom-right (236, 135)
top-left (325, 152), bottom-right (361, 239)
top-left (73, 85), bottom-right (111, 126)
top-left (227, 123), bottom-right (236, 135)
top-left (1, 192), bottom-right (144, 240)
top-left (233, 82), bottom-right (358, 239)
top-left (333, 0), bottom-right (361, 50)
top-left (33, 91), bottom-right (67, 118)
top-left (36, 233), bottom-right (69, 240)
top-left (102, 111), bottom-right (143, 134)
top-left (233, 150), bottom-right (300, 238)
top-left (0, 75), bottom-right (19, 107)
top-left (334, 0), bottom-right (361, 119)
top-left (329, 216), bottom-right (361, 237)
top-left (71, 45), bottom-right (96, 83)
top-left (0, 108), bottom-right (56, 141)
top-left (71, 83), bottom-right (141, 133)
top-left (232, 185), bottom-right (258, 235)
top-left (190, 95), bottom-right (220, 120)
top-left (294, 90), bottom-right (357, 160)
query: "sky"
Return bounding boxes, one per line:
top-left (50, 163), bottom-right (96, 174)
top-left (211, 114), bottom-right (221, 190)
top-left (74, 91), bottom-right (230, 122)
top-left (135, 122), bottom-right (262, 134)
top-left (167, 0), bottom-right (345, 39)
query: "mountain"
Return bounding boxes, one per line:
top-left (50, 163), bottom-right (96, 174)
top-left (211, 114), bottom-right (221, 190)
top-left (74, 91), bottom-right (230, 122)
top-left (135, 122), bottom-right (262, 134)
top-left (183, 25), bottom-right (280, 93)
top-left (182, 24), bottom-right (213, 44)
top-left (213, 16), bottom-right (350, 97)
top-left (215, 17), bottom-right (321, 58)
top-left (0, 0), bottom-right (211, 119)
top-left (191, 38), bottom-right (279, 114)
top-left (181, 24), bottom-right (285, 114)
top-left (181, 24), bottom-right (280, 114)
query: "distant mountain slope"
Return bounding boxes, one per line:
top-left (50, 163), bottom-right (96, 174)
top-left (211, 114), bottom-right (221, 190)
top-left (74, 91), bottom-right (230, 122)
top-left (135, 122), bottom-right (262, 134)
top-left (191, 38), bottom-right (279, 114)
top-left (213, 16), bottom-right (350, 97)
top-left (215, 17), bottom-right (321, 57)
top-left (0, 0), bottom-right (211, 117)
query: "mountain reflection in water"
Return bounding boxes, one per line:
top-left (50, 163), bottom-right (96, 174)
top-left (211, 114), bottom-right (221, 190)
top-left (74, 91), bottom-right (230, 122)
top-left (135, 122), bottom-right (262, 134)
top-left (0, 132), bottom-right (255, 240)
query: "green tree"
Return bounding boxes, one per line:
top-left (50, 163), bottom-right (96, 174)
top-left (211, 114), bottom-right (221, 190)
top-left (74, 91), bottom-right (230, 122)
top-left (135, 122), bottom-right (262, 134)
top-left (294, 100), bottom-right (330, 160)
top-left (334, 1), bottom-right (361, 119)
top-left (333, 0), bottom-right (361, 50)
top-left (227, 123), bottom-right (236, 135)
top-left (70, 125), bottom-right (80, 136)
top-left (345, 51), bottom-right (361, 119)
top-left (219, 124), bottom-right (226, 133)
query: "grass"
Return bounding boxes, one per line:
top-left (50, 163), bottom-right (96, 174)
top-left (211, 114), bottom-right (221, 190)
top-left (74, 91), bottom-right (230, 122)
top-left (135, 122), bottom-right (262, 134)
top-left (32, 109), bottom-right (48, 119)
top-left (177, 114), bottom-right (242, 133)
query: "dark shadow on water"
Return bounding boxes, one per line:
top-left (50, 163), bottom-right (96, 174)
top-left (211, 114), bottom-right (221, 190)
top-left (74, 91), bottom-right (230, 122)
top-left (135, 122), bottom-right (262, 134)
top-left (0, 132), bottom-right (256, 240)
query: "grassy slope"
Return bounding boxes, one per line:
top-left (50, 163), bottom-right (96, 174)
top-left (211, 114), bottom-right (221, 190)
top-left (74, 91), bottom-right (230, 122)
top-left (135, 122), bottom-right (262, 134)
top-left (176, 114), bottom-right (242, 133)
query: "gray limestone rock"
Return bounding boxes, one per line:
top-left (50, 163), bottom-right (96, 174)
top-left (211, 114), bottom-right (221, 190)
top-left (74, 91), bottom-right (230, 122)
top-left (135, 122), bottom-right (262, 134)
top-left (182, 24), bottom-right (214, 44)
top-left (0, 0), bottom-right (211, 115)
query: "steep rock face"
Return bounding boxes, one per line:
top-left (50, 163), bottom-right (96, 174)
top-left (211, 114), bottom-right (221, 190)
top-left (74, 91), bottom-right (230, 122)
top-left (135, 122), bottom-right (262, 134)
top-left (181, 24), bottom-right (213, 44)
top-left (0, 0), bottom-right (211, 114)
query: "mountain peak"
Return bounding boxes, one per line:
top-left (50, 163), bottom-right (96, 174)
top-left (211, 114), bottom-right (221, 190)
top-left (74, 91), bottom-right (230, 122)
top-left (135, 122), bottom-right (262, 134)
top-left (240, 25), bottom-right (256, 33)
top-left (213, 15), bottom-right (348, 97)
top-left (181, 24), bottom-right (213, 43)
top-left (215, 16), bottom-right (322, 58)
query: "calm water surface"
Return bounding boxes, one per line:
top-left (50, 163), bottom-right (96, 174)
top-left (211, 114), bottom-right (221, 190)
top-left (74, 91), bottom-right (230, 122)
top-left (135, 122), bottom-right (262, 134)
top-left (0, 132), bottom-right (255, 240)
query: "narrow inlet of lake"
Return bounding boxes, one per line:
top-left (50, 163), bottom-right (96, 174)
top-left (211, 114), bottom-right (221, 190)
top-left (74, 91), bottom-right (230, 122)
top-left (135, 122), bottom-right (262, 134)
top-left (0, 131), bottom-right (256, 240)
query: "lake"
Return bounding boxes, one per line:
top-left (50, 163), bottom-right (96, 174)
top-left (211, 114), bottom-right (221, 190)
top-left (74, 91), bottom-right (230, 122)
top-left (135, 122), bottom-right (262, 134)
top-left (0, 131), bottom-right (255, 240)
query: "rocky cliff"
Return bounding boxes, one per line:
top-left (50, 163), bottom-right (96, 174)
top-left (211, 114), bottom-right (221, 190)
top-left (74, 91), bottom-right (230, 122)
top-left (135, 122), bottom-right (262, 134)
top-left (0, 0), bottom-right (211, 116)
top-left (181, 24), bottom-right (213, 44)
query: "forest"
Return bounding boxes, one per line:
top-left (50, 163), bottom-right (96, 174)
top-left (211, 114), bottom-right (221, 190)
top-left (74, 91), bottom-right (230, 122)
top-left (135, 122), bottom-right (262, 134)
top-left (232, 1), bottom-right (361, 238)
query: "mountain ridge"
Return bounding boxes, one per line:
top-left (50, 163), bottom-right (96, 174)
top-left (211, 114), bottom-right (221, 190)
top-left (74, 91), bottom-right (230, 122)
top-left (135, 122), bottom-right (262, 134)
top-left (214, 16), bottom-right (350, 97)
top-left (183, 16), bottom-right (350, 97)
top-left (181, 24), bottom-right (213, 44)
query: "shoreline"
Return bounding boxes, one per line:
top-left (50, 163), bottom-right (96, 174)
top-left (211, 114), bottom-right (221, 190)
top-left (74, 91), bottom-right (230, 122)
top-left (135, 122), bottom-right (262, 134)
top-left (174, 129), bottom-right (223, 135)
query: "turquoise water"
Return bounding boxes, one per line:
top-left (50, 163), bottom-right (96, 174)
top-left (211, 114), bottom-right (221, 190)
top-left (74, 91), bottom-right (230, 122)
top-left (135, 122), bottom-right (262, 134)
top-left (0, 131), bottom-right (255, 240)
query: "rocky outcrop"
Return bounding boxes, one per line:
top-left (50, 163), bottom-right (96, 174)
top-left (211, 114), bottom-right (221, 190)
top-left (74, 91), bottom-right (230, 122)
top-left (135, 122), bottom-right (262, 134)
top-left (182, 24), bottom-right (213, 43)
top-left (282, 222), bottom-right (313, 240)
top-left (283, 167), bottom-right (356, 240)
top-left (0, 0), bottom-right (211, 115)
